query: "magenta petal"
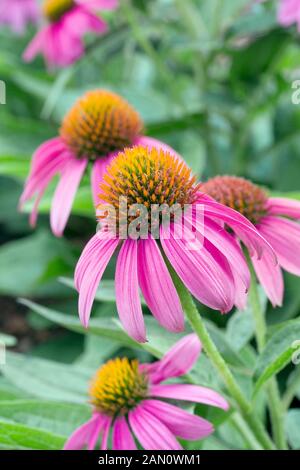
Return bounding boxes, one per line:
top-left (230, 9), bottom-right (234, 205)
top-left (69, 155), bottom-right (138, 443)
top-left (112, 417), bottom-right (137, 450)
top-left (76, 231), bottom-right (119, 327)
top-left (146, 334), bottom-right (201, 384)
top-left (50, 156), bottom-right (87, 237)
top-left (251, 249), bottom-right (284, 307)
top-left (160, 223), bottom-right (235, 313)
top-left (142, 400), bottom-right (213, 440)
top-left (115, 239), bottom-right (147, 343)
top-left (129, 405), bottom-right (182, 450)
top-left (267, 197), bottom-right (300, 219)
top-left (91, 156), bottom-right (112, 206)
top-left (138, 237), bottom-right (184, 333)
top-left (259, 216), bottom-right (300, 276)
top-left (150, 384), bottom-right (229, 410)
top-left (64, 414), bottom-right (101, 450)
top-left (100, 416), bottom-right (112, 450)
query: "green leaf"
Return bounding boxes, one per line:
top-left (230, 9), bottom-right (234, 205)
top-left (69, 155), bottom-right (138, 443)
top-left (286, 409), bottom-right (300, 449)
top-left (253, 321), bottom-right (300, 395)
top-left (0, 419), bottom-right (64, 450)
top-left (0, 351), bottom-right (91, 403)
top-left (226, 308), bottom-right (254, 352)
top-left (0, 400), bottom-right (89, 438)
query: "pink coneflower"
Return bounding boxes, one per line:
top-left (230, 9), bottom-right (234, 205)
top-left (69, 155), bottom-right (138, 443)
top-left (23, 0), bottom-right (118, 68)
top-left (75, 146), bottom-right (275, 342)
top-left (0, 0), bottom-right (39, 35)
top-left (19, 89), bottom-right (178, 237)
top-left (277, 0), bottom-right (300, 29)
top-left (64, 334), bottom-right (229, 450)
top-left (201, 176), bottom-right (300, 307)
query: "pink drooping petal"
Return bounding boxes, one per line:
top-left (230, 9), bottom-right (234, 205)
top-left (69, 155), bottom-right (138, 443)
top-left (112, 417), bottom-right (137, 450)
top-left (137, 236), bottom-right (184, 333)
top-left (198, 196), bottom-right (276, 262)
top-left (150, 384), bottom-right (229, 410)
top-left (100, 416), bottom-right (112, 450)
top-left (23, 29), bottom-right (47, 62)
top-left (160, 223), bottom-right (235, 313)
top-left (141, 400), bottom-right (214, 440)
top-left (258, 216), bottom-right (300, 276)
top-left (251, 248), bottom-right (284, 307)
top-left (50, 156), bottom-right (87, 237)
top-left (64, 414), bottom-right (102, 450)
top-left (76, 231), bottom-right (119, 327)
top-left (63, 6), bottom-right (107, 37)
top-left (77, 0), bottom-right (119, 10)
top-left (129, 405), bottom-right (182, 450)
top-left (115, 239), bottom-right (146, 343)
top-left (232, 267), bottom-right (248, 310)
top-left (0, 0), bottom-right (39, 35)
top-left (134, 135), bottom-right (182, 160)
top-left (145, 333), bottom-right (201, 384)
top-left (91, 154), bottom-right (114, 206)
top-left (267, 197), bottom-right (300, 220)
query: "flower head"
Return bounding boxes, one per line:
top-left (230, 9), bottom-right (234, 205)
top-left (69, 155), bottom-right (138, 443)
top-left (64, 334), bottom-right (229, 450)
top-left (19, 89), bottom-right (175, 237)
top-left (0, 0), bottom-right (39, 35)
top-left (201, 175), bottom-right (300, 307)
top-left (277, 0), bottom-right (300, 29)
top-left (75, 146), bottom-right (273, 342)
top-left (23, 0), bottom-right (119, 68)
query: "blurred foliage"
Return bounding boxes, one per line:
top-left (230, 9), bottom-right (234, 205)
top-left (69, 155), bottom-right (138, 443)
top-left (0, 0), bottom-right (300, 450)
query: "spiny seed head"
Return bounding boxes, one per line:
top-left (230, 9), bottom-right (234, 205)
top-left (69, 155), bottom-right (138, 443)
top-left (43, 0), bottom-right (74, 22)
top-left (201, 176), bottom-right (268, 224)
top-left (89, 358), bottom-right (148, 417)
top-left (100, 145), bottom-right (200, 213)
top-left (60, 90), bottom-right (143, 160)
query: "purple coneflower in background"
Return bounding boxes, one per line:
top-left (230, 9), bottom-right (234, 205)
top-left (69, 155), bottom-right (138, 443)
top-left (19, 89), bottom-right (177, 237)
top-left (201, 176), bottom-right (300, 307)
top-left (75, 146), bottom-right (275, 342)
top-left (23, 0), bottom-right (118, 68)
top-left (0, 0), bottom-right (39, 35)
top-left (64, 334), bottom-right (229, 450)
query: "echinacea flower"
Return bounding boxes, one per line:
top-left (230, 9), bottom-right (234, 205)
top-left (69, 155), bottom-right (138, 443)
top-left (64, 334), bottom-right (229, 450)
top-left (0, 0), bottom-right (39, 35)
top-left (75, 145), bottom-right (274, 342)
top-left (201, 175), bottom-right (300, 307)
top-left (19, 89), bottom-right (177, 237)
top-left (23, 0), bottom-right (118, 68)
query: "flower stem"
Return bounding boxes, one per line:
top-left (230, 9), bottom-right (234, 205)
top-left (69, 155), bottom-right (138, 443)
top-left (248, 259), bottom-right (288, 450)
top-left (172, 274), bottom-right (275, 450)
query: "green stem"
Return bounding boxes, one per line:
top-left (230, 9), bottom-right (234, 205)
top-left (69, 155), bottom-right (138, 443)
top-left (248, 260), bottom-right (288, 450)
top-left (231, 413), bottom-right (263, 450)
top-left (172, 274), bottom-right (275, 450)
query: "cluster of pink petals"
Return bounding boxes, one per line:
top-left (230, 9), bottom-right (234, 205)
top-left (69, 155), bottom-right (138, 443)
top-left (75, 188), bottom-right (275, 342)
top-left (0, 0), bottom-right (39, 35)
top-left (248, 197), bottom-right (300, 306)
top-left (19, 135), bottom-right (177, 238)
top-left (23, 0), bottom-right (118, 68)
top-left (277, 0), bottom-right (300, 29)
top-left (64, 334), bottom-right (229, 450)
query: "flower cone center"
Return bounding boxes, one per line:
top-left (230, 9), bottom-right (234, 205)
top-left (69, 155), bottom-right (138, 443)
top-left (43, 0), bottom-right (74, 22)
top-left (60, 90), bottom-right (143, 160)
top-left (201, 176), bottom-right (268, 224)
top-left (89, 358), bottom-right (148, 416)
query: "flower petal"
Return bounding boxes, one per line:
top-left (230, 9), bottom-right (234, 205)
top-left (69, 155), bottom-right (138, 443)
top-left (267, 197), bottom-right (300, 220)
top-left (259, 216), bottom-right (300, 276)
top-left (129, 405), bottom-right (182, 450)
top-left (142, 400), bottom-right (213, 440)
top-left (145, 333), bottom-right (201, 384)
top-left (64, 414), bottom-right (102, 450)
top-left (251, 249), bottom-right (284, 307)
top-left (76, 231), bottom-right (119, 327)
top-left (138, 236), bottom-right (184, 333)
top-left (160, 223), bottom-right (235, 313)
top-left (112, 417), bottom-right (137, 450)
top-left (116, 239), bottom-right (146, 342)
top-left (150, 384), bottom-right (229, 410)
top-left (50, 156), bottom-right (87, 237)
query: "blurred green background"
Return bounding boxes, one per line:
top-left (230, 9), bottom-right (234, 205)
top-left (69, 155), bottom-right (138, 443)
top-left (0, 0), bottom-right (300, 450)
